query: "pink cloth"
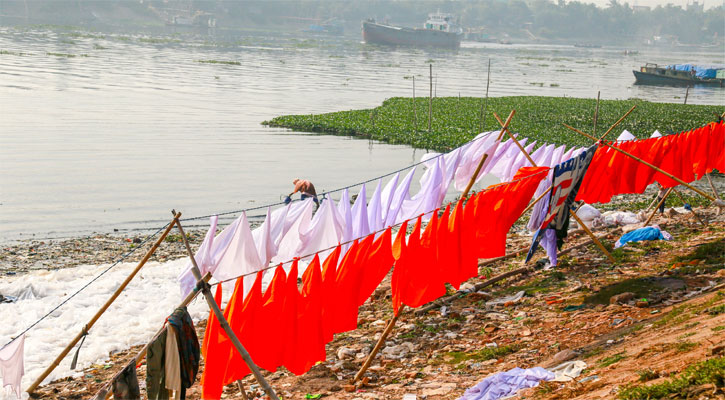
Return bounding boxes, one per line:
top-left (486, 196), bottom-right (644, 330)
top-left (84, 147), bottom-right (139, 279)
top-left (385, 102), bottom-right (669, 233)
top-left (379, 173), bottom-right (400, 227)
top-left (351, 184), bottom-right (370, 239)
top-left (399, 156), bottom-right (444, 222)
top-left (0, 335), bottom-right (24, 399)
top-left (387, 167), bottom-right (416, 226)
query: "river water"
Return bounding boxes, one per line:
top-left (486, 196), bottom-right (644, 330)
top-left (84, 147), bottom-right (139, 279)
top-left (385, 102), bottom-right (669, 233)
top-left (0, 27), bottom-right (723, 241)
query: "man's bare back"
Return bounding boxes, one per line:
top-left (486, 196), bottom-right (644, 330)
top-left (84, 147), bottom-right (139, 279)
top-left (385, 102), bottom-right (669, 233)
top-left (290, 179), bottom-right (317, 197)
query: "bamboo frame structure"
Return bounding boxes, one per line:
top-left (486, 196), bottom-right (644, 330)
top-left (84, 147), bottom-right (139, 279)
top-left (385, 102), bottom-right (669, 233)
top-left (97, 272), bottom-right (213, 399)
top-left (672, 188), bottom-right (707, 226)
top-left (27, 216), bottom-right (179, 393)
top-left (562, 123), bottom-right (716, 202)
top-left (354, 110), bottom-right (516, 383)
top-left (172, 212), bottom-right (280, 400)
top-left (645, 187), bottom-right (673, 226)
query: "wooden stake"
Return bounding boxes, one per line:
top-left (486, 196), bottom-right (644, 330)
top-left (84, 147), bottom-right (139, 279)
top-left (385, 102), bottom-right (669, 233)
top-left (98, 272), bottom-right (213, 399)
top-left (645, 187), bottom-right (672, 226)
top-left (593, 91), bottom-right (600, 137)
top-left (570, 211), bottom-right (615, 263)
top-left (562, 123), bottom-right (716, 202)
top-left (355, 109), bottom-right (515, 384)
top-left (462, 110), bottom-right (515, 198)
top-left (706, 173), bottom-right (720, 200)
top-left (672, 188), bottom-right (706, 226)
top-left (353, 307), bottom-right (403, 383)
top-left (684, 86), bottom-right (690, 105)
top-left (493, 112), bottom-right (536, 167)
top-left (480, 58), bottom-right (491, 133)
top-left (173, 212), bottom-right (280, 400)
top-left (27, 216), bottom-right (178, 394)
top-left (598, 105), bottom-right (636, 141)
top-left (412, 76), bottom-right (417, 132)
top-left (428, 64), bottom-right (432, 133)
top-left (236, 380), bottom-right (250, 400)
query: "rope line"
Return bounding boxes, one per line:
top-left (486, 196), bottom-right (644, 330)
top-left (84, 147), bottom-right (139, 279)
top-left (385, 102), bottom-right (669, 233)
top-left (180, 131), bottom-right (500, 222)
top-left (1, 224), bottom-right (170, 350)
top-left (208, 167), bottom-right (550, 286)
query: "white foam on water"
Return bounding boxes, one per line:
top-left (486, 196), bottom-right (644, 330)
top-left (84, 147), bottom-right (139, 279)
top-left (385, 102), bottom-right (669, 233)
top-left (0, 258), bottom-right (210, 400)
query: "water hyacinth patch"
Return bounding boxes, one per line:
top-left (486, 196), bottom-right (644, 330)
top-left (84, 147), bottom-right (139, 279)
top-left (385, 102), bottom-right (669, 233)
top-left (263, 96), bottom-right (722, 151)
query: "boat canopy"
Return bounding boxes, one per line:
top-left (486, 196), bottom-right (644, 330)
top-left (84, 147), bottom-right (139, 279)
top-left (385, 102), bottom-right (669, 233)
top-left (667, 63), bottom-right (725, 79)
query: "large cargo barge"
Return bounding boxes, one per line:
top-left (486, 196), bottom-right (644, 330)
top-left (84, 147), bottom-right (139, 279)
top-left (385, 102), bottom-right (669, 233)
top-left (362, 13), bottom-right (462, 49)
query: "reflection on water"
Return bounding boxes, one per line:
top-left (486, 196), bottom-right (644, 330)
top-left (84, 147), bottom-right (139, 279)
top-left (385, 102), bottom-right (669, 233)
top-left (0, 27), bottom-right (722, 241)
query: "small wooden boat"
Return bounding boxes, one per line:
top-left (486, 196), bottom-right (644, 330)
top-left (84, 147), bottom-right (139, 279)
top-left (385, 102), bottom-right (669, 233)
top-left (633, 63), bottom-right (724, 87)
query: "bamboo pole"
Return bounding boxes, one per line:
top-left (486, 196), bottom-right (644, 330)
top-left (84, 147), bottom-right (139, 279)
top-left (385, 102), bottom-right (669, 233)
top-left (480, 58), bottom-right (491, 133)
top-left (412, 76), bottom-right (417, 132)
top-left (172, 212), bottom-right (280, 400)
top-left (672, 188), bottom-right (706, 226)
top-left (593, 91), bottom-right (600, 137)
top-left (354, 110), bottom-right (515, 383)
top-left (98, 272), bottom-right (212, 399)
top-left (570, 211), bottom-right (615, 263)
top-left (493, 112), bottom-right (536, 167)
top-left (27, 217), bottom-right (178, 393)
top-left (562, 123), bottom-right (716, 202)
top-left (353, 310), bottom-right (401, 383)
top-left (706, 174), bottom-right (720, 200)
top-left (236, 381), bottom-right (250, 400)
top-left (428, 64), bottom-right (432, 133)
top-left (645, 187), bottom-right (673, 226)
top-left (461, 110), bottom-right (515, 198)
top-left (521, 186), bottom-right (553, 217)
top-left (597, 105), bottom-right (636, 141)
top-left (684, 86), bottom-right (690, 105)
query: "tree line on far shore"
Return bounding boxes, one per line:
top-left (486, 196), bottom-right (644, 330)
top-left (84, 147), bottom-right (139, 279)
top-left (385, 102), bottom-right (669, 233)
top-left (1, 0), bottom-right (723, 46)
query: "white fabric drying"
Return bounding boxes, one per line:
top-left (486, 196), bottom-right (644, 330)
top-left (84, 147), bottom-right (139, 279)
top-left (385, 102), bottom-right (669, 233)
top-left (177, 216), bottom-right (218, 298)
top-left (336, 189), bottom-right (354, 254)
top-left (0, 335), bottom-right (24, 399)
top-left (296, 196), bottom-right (343, 264)
top-left (651, 130), bottom-right (662, 138)
top-left (213, 212), bottom-right (264, 283)
top-left (271, 199), bottom-right (315, 264)
top-left (617, 129), bottom-right (636, 141)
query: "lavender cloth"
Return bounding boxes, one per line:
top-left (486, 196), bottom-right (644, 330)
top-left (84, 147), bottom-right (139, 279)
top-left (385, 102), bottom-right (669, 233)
top-left (459, 367), bottom-right (554, 400)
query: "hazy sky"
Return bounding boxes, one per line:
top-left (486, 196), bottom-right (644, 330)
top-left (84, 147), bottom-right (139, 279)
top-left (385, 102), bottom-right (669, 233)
top-left (585, 0), bottom-right (723, 9)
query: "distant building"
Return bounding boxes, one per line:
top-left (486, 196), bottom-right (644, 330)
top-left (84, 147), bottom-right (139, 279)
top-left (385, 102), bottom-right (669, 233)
top-left (632, 5), bottom-right (651, 12)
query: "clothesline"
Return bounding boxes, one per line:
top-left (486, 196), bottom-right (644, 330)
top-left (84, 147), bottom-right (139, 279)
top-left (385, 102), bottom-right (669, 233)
top-left (180, 132), bottom-right (494, 223)
top-left (206, 167), bottom-right (552, 287)
top-left (0, 224), bottom-right (170, 351)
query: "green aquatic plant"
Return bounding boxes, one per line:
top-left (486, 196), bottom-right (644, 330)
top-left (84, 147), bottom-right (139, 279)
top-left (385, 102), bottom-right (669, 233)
top-left (263, 96), bottom-right (722, 151)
